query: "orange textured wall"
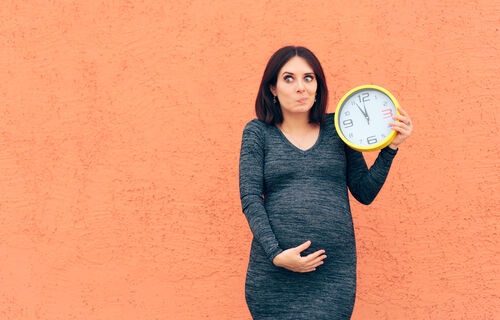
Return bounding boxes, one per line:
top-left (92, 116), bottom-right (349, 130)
top-left (0, 1), bottom-right (498, 319)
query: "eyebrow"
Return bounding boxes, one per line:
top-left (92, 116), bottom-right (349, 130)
top-left (282, 71), bottom-right (315, 76)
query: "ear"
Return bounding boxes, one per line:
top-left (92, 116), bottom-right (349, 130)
top-left (269, 84), bottom-right (276, 96)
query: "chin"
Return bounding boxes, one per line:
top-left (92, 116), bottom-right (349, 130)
top-left (289, 109), bottom-right (311, 116)
top-left (297, 104), bottom-right (313, 111)
top-left (283, 104), bottom-right (313, 114)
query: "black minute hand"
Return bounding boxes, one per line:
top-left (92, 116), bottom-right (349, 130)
top-left (355, 102), bottom-right (370, 124)
top-left (362, 101), bottom-right (370, 124)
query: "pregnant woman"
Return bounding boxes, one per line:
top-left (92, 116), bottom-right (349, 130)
top-left (238, 46), bottom-right (412, 319)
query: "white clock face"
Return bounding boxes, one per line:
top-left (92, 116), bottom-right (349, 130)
top-left (338, 88), bottom-right (397, 147)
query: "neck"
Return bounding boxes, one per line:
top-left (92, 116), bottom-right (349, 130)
top-left (278, 111), bottom-right (316, 134)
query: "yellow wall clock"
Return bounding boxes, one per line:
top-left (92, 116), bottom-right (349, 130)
top-left (334, 85), bottom-right (401, 152)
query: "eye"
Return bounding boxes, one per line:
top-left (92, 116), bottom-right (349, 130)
top-left (305, 75), bottom-right (314, 82)
top-left (284, 75), bottom-right (293, 82)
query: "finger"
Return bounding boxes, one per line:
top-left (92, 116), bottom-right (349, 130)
top-left (396, 106), bottom-right (409, 117)
top-left (301, 268), bottom-right (316, 273)
top-left (312, 260), bottom-right (325, 268)
top-left (314, 254), bottom-right (327, 264)
top-left (390, 122), bottom-right (412, 132)
top-left (389, 123), bottom-right (410, 132)
top-left (304, 249), bottom-right (325, 262)
top-left (304, 255), bottom-right (327, 268)
top-left (389, 122), bottom-right (410, 130)
top-left (391, 114), bottom-right (409, 123)
top-left (390, 126), bottom-right (411, 137)
top-left (391, 116), bottom-right (412, 128)
top-left (295, 240), bottom-right (311, 253)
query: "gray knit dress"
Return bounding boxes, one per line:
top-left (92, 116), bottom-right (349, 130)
top-left (238, 113), bottom-right (398, 319)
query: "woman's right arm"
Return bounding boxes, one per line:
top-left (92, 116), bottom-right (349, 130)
top-left (239, 120), bottom-right (284, 263)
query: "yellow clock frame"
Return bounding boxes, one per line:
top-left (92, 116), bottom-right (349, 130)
top-left (334, 85), bottom-right (401, 152)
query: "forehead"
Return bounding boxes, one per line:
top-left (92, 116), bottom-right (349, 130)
top-left (279, 56), bottom-right (314, 74)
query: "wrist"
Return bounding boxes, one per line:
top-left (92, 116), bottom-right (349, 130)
top-left (272, 253), bottom-right (283, 267)
top-left (388, 143), bottom-right (398, 150)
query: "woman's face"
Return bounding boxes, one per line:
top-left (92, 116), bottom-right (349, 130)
top-left (270, 56), bottom-right (318, 117)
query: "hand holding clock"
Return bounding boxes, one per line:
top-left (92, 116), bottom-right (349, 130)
top-left (335, 85), bottom-right (413, 152)
top-left (388, 106), bottom-right (413, 149)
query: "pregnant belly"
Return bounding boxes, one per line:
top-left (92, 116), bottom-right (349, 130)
top-left (268, 205), bottom-right (356, 260)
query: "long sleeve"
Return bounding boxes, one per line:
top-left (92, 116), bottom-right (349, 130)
top-left (344, 144), bottom-right (398, 205)
top-left (239, 120), bottom-right (284, 263)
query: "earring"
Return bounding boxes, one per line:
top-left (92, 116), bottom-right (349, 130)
top-left (273, 95), bottom-right (277, 104)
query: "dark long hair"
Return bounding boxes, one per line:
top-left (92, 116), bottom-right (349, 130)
top-left (255, 46), bottom-right (328, 125)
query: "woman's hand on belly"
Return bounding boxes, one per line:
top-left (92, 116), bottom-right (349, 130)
top-left (272, 240), bottom-right (327, 273)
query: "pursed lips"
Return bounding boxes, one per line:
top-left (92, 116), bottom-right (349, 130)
top-left (297, 97), bottom-right (309, 103)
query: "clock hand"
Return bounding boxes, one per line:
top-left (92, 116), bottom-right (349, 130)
top-left (355, 102), bottom-right (370, 124)
top-left (354, 102), bottom-right (366, 117)
top-left (362, 100), bottom-right (370, 124)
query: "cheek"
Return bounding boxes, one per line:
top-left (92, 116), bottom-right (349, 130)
top-left (308, 82), bottom-right (318, 92)
top-left (276, 84), bottom-right (292, 97)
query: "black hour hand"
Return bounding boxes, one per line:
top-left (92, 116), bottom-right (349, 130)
top-left (363, 103), bottom-right (370, 124)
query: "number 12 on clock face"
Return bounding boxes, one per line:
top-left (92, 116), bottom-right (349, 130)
top-left (334, 85), bottom-right (400, 152)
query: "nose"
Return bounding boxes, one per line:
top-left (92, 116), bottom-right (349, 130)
top-left (296, 79), bottom-right (305, 92)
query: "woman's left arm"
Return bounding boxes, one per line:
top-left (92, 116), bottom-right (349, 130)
top-left (346, 106), bottom-right (413, 205)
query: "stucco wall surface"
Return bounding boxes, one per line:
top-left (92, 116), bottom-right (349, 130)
top-left (0, 0), bottom-right (498, 319)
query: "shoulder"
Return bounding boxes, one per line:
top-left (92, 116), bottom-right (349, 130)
top-left (326, 112), bottom-right (335, 120)
top-left (243, 118), bottom-right (271, 134)
top-left (325, 112), bottom-right (336, 127)
top-left (325, 112), bottom-right (345, 143)
top-left (244, 118), bottom-right (266, 129)
top-left (241, 118), bottom-right (270, 143)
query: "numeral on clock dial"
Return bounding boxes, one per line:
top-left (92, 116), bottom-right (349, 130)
top-left (343, 119), bottom-right (353, 128)
top-left (382, 108), bottom-right (393, 119)
top-left (358, 92), bottom-right (369, 103)
top-left (367, 136), bottom-right (377, 144)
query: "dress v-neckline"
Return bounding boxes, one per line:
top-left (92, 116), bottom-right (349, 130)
top-left (275, 124), bottom-right (324, 154)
